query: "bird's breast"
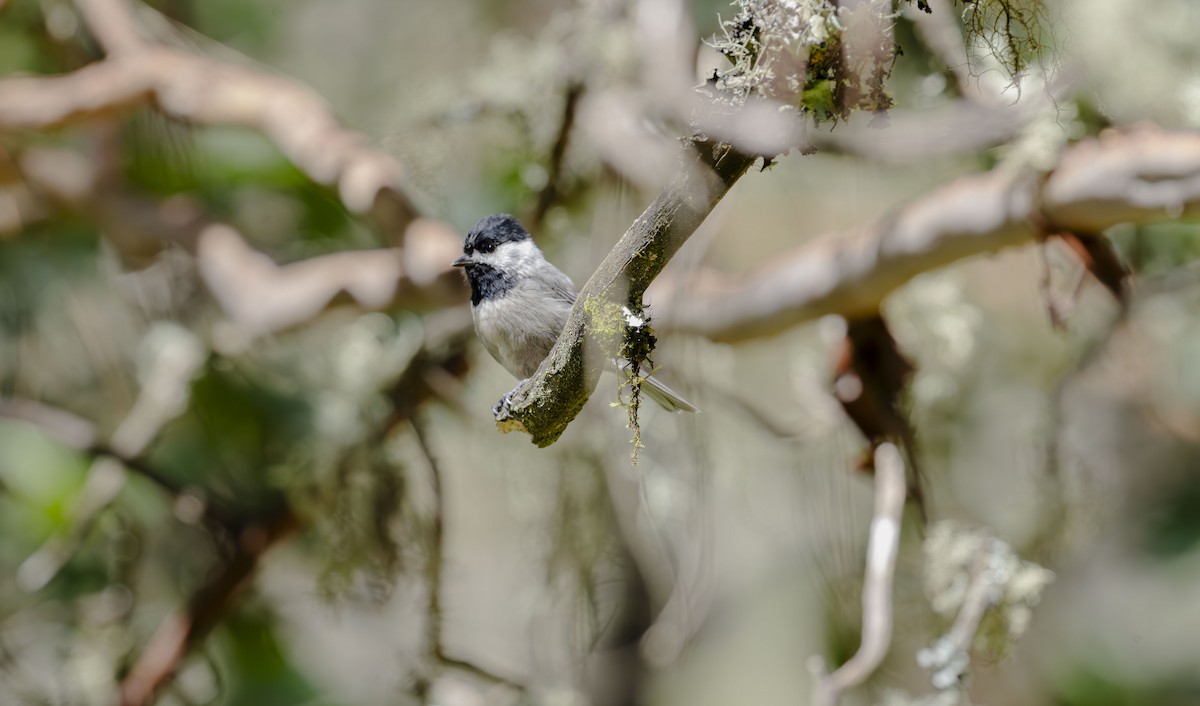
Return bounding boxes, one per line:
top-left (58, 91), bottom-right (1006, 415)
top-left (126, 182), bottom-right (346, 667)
top-left (472, 284), bottom-right (573, 379)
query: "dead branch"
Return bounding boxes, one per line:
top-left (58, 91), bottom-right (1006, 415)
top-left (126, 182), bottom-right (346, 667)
top-left (809, 442), bottom-right (906, 706)
top-left (654, 127), bottom-right (1200, 343)
top-left (530, 82), bottom-right (584, 230)
top-left (493, 139), bottom-right (757, 447)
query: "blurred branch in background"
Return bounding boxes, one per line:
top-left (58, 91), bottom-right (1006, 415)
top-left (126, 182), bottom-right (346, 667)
top-left (1, 0), bottom-right (426, 241)
top-left (810, 442), bottom-right (905, 706)
top-left (653, 127), bottom-right (1200, 342)
top-left (196, 220), bottom-right (462, 338)
top-left (5, 144), bottom-right (464, 336)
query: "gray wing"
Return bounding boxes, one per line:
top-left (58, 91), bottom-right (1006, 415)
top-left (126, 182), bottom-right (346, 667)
top-left (538, 264), bottom-right (578, 308)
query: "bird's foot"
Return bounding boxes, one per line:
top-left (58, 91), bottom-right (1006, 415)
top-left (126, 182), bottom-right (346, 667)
top-left (492, 388), bottom-right (516, 418)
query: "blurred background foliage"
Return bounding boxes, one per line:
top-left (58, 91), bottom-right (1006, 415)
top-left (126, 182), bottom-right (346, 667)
top-left (4, 0), bottom-right (1200, 705)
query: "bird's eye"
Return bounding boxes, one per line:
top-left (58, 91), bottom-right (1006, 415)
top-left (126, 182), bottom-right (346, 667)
top-left (478, 242), bottom-right (495, 254)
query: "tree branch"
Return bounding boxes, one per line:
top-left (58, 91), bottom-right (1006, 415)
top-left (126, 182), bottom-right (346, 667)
top-left (654, 127), bottom-right (1200, 342)
top-left (74, 0), bottom-right (148, 55)
top-left (809, 442), bottom-right (906, 706)
top-left (0, 0), bottom-right (424, 243)
top-left (494, 139), bottom-right (757, 446)
top-left (196, 221), bottom-right (463, 337)
top-left (11, 146), bottom-right (464, 336)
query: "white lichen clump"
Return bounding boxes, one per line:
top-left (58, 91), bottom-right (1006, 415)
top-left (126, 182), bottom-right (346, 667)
top-left (918, 521), bottom-right (1055, 689)
top-left (708, 0), bottom-right (841, 104)
top-left (622, 305), bottom-right (646, 328)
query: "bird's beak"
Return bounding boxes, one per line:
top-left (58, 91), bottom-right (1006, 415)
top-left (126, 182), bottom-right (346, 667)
top-left (451, 254), bottom-right (474, 268)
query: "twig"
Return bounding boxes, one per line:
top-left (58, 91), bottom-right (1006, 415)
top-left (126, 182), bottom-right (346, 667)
top-left (494, 138), bottom-right (757, 446)
top-left (809, 443), bottom-right (906, 706)
top-left (435, 653), bottom-right (523, 692)
top-left (942, 566), bottom-right (994, 658)
top-left (530, 81), bottom-right (584, 230)
top-left (410, 415), bottom-right (446, 703)
top-left (410, 416), bottom-right (524, 696)
top-left (654, 127), bottom-right (1200, 343)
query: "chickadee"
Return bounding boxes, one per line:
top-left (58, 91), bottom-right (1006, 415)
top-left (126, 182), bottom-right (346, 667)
top-left (452, 214), bottom-right (697, 413)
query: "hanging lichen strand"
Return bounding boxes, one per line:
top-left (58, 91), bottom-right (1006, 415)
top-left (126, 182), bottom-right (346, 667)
top-left (960, 0), bottom-right (1050, 82)
top-left (707, 0), bottom-right (903, 124)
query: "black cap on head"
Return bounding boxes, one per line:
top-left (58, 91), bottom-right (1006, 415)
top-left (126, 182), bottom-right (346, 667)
top-left (463, 214), bottom-right (530, 254)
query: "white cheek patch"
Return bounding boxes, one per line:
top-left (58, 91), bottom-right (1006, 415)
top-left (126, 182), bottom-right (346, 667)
top-left (490, 239), bottom-right (540, 273)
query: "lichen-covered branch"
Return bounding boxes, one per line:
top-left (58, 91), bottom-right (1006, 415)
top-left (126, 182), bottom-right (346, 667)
top-left (494, 140), bottom-right (757, 446)
top-left (654, 127), bottom-right (1200, 342)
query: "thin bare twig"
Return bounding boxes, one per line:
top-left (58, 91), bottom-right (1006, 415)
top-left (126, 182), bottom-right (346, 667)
top-left (809, 443), bottom-right (906, 706)
top-left (530, 82), bottom-right (584, 230)
top-left (410, 417), bottom-right (524, 696)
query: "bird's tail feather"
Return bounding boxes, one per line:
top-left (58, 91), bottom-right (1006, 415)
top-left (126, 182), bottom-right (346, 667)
top-left (614, 359), bottom-right (698, 413)
top-left (639, 374), bottom-right (699, 413)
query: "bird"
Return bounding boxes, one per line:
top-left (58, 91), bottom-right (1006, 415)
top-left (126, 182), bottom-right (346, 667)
top-left (451, 214), bottom-right (698, 413)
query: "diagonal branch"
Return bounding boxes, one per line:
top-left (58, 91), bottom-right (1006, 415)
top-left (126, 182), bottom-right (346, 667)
top-left (653, 127), bottom-right (1200, 343)
top-left (494, 139), bottom-right (757, 447)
